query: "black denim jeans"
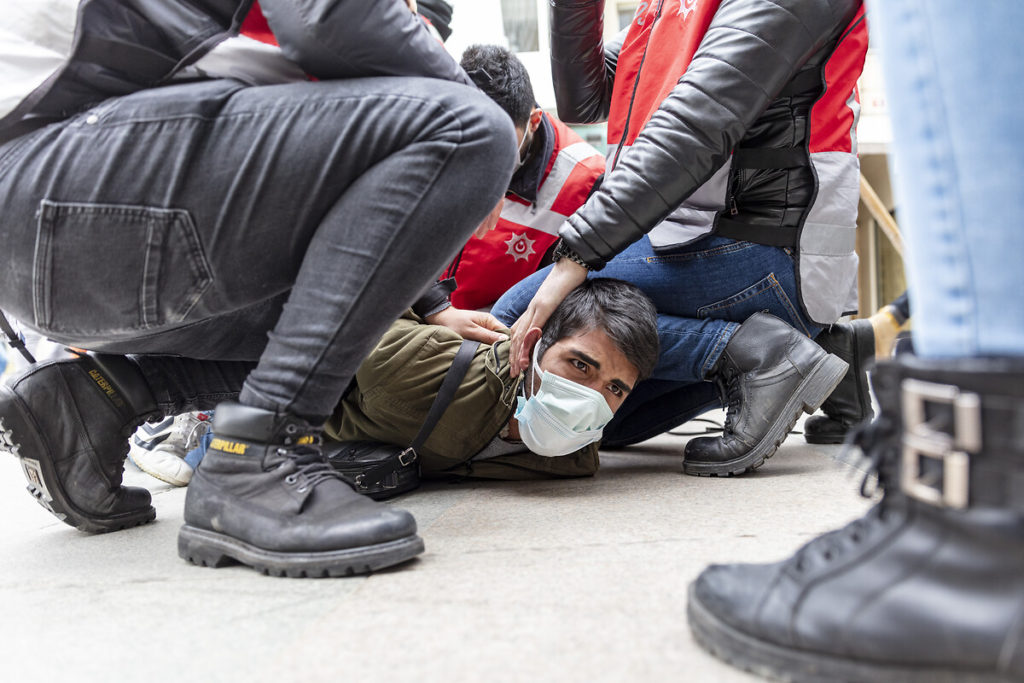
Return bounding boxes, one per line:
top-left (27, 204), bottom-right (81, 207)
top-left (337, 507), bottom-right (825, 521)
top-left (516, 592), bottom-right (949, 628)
top-left (0, 77), bottom-right (515, 420)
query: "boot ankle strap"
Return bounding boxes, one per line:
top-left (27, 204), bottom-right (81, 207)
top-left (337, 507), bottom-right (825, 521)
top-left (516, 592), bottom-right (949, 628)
top-left (901, 377), bottom-right (1024, 511)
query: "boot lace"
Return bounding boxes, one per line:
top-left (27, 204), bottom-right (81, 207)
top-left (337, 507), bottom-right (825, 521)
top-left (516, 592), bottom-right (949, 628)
top-left (792, 415), bottom-right (902, 572)
top-left (273, 435), bottom-right (344, 493)
top-left (716, 368), bottom-right (743, 436)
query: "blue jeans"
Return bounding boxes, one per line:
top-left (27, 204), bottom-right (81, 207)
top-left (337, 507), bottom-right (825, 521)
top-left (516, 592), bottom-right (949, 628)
top-left (872, 0), bottom-right (1024, 359)
top-left (0, 77), bottom-right (514, 420)
top-left (493, 235), bottom-right (819, 381)
top-left (491, 234), bottom-right (819, 440)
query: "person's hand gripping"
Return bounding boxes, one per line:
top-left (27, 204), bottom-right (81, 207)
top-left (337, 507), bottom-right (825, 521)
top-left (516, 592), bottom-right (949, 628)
top-left (508, 257), bottom-right (588, 377)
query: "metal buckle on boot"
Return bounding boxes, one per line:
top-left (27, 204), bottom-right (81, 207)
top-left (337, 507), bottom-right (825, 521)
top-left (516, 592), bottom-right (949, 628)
top-left (900, 378), bottom-right (981, 509)
top-left (398, 448), bottom-right (417, 467)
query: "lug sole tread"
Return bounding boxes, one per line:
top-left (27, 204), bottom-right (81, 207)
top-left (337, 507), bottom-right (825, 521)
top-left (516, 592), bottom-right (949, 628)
top-left (178, 524), bottom-right (424, 578)
top-left (684, 353), bottom-right (849, 477)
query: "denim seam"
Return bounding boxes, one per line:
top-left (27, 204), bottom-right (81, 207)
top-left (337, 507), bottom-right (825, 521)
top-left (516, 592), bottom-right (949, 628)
top-left (282, 104), bottom-right (467, 416)
top-left (701, 324), bottom-right (734, 379)
top-left (644, 240), bottom-right (753, 264)
top-left (698, 276), bottom-right (774, 316)
top-left (81, 92), bottom-right (463, 134)
top-left (767, 273), bottom-right (811, 337)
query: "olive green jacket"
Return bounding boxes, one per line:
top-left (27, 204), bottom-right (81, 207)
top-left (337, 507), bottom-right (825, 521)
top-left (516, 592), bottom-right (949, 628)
top-left (324, 311), bottom-right (599, 480)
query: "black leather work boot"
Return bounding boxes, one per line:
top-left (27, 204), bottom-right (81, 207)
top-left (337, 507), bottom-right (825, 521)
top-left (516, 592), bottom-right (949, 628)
top-left (688, 356), bottom-right (1024, 682)
top-left (0, 353), bottom-right (161, 532)
top-left (179, 402), bottom-right (424, 577)
top-left (683, 312), bottom-right (848, 476)
top-left (804, 319), bottom-right (876, 444)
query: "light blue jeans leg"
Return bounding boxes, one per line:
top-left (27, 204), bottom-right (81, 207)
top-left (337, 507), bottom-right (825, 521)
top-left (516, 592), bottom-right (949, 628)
top-left (871, 0), bottom-right (1024, 358)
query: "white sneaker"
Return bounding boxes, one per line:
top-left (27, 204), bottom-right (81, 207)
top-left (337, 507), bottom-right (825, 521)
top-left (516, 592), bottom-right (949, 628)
top-left (128, 412), bottom-right (211, 486)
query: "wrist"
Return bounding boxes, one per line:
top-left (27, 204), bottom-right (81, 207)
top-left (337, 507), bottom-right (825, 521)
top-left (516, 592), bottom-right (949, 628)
top-left (552, 239), bottom-right (595, 271)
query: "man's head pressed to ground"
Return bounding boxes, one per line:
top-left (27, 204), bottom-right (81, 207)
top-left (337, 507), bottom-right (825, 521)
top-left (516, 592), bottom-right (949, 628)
top-left (512, 278), bottom-right (659, 455)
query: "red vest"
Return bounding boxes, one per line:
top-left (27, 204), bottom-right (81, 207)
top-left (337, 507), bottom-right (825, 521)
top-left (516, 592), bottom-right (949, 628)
top-left (447, 114), bottom-right (605, 310)
top-left (608, 0), bottom-right (868, 323)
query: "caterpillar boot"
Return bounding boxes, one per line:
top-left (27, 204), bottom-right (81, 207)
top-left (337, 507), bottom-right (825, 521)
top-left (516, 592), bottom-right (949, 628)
top-left (683, 312), bottom-right (848, 476)
top-left (688, 355), bottom-right (1024, 682)
top-left (0, 353), bottom-right (160, 532)
top-left (179, 402), bottom-right (424, 577)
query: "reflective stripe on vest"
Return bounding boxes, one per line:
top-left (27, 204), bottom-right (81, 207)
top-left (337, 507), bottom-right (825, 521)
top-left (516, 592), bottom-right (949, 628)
top-left (450, 118), bottom-right (605, 310)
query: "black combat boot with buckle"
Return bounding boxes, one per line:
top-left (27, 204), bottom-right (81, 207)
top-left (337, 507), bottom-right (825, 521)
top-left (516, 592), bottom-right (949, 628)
top-left (0, 353), bottom-right (161, 532)
top-left (688, 355), bottom-right (1024, 682)
top-left (804, 318), bottom-right (876, 444)
top-left (683, 312), bottom-right (849, 476)
top-left (179, 402), bottom-right (424, 577)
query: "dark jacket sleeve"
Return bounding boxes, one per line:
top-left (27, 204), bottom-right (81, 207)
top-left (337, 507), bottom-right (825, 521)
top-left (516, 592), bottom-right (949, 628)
top-left (258, 0), bottom-right (473, 86)
top-left (549, 0), bottom-right (626, 124)
top-left (554, 0), bottom-right (861, 267)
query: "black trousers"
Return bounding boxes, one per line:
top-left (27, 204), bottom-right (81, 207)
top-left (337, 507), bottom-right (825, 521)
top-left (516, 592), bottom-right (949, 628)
top-left (0, 77), bottom-right (515, 419)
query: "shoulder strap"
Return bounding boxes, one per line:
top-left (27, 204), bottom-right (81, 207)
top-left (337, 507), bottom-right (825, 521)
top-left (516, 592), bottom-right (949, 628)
top-left (410, 339), bottom-right (480, 452)
top-left (0, 310), bottom-right (35, 364)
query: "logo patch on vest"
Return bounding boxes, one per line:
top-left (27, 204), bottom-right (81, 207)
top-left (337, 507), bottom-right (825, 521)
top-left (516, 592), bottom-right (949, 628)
top-left (505, 233), bottom-right (536, 262)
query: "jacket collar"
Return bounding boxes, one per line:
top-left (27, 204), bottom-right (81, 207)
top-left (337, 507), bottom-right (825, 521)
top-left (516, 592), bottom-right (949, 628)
top-left (506, 112), bottom-right (555, 204)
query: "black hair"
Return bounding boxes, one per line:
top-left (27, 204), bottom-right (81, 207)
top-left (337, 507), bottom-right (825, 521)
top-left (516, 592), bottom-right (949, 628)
top-left (460, 44), bottom-right (535, 129)
top-left (539, 278), bottom-right (660, 382)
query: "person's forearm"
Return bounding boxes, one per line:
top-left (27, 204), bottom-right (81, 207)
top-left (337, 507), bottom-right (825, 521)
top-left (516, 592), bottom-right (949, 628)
top-left (561, 0), bottom-right (861, 267)
top-left (260, 0), bottom-right (472, 85)
top-left (549, 0), bottom-right (618, 123)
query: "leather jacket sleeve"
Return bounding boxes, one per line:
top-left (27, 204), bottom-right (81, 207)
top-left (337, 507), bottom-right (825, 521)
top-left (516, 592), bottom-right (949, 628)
top-left (259, 0), bottom-right (473, 86)
top-left (549, 0), bottom-right (626, 123)
top-left (552, 0), bottom-right (861, 268)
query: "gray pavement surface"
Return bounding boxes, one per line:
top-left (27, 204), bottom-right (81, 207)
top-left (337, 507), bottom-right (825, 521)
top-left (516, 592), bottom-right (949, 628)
top-left (0, 412), bottom-right (873, 683)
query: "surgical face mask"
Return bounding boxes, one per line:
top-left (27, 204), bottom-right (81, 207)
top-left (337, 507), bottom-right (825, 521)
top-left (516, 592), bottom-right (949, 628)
top-left (513, 128), bottom-right (533, 172)
top-left (513, 344), bottom-right (614, 457)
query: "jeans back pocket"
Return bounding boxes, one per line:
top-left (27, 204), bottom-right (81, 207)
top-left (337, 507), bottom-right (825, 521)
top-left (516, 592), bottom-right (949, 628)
top-left (33, 200), bottom-right (212, 336)
top-left (696, 272), bottom-right (811, 337)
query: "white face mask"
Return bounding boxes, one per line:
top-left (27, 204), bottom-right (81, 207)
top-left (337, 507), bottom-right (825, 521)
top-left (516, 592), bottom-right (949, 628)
top-left (512, 128), bottom-right (533, 172)
top-left (513, 344), bottom-right (614, 457)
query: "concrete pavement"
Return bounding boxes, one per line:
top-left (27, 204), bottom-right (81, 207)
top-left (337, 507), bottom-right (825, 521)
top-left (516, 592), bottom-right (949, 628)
top-left (0, 412), bottom-right (872, 683)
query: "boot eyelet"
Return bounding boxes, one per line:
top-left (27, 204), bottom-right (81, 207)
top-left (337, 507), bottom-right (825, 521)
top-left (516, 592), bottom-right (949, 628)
top-left (296, 486), bottom-right (308, 493)
top-left (285, 474), bottom-right (298, 484)
top-left (277, 448), bottom-right (287, 456)
top-left (285, 424), bottom-right (298, 434)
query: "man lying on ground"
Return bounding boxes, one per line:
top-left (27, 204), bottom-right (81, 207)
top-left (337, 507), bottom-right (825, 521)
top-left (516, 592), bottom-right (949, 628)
top-left (325, 278), bottom-right (658, 479)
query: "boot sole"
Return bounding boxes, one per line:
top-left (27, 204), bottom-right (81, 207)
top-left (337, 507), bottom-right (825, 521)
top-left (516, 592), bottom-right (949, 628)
top-left (177, 524), bottom-right (425, 578)
top-left (687, 582), bottom-right (1011, 682)
top-left (0, 384), bottom-right (156, 533)
top-left (684, 353), bottom-right (849, 477)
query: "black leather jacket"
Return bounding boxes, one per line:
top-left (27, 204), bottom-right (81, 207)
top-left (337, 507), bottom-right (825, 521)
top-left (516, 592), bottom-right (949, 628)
top-left (549, 0), bottom-right (863, 269)
top-left (0, 0), bottom-right (471, 145)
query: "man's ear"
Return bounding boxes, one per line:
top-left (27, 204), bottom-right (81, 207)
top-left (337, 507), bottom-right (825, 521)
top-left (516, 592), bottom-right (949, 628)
top-left (522, 326), bottom-right (543, 362)
top-left (529, 107), bottom-right (543, 134)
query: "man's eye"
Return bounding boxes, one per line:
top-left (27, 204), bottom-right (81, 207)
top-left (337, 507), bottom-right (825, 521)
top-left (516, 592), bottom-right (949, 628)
top-left (608, 384), bottom-right (623, 398)
top-left (571, 359), bottom-right (588, 372)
